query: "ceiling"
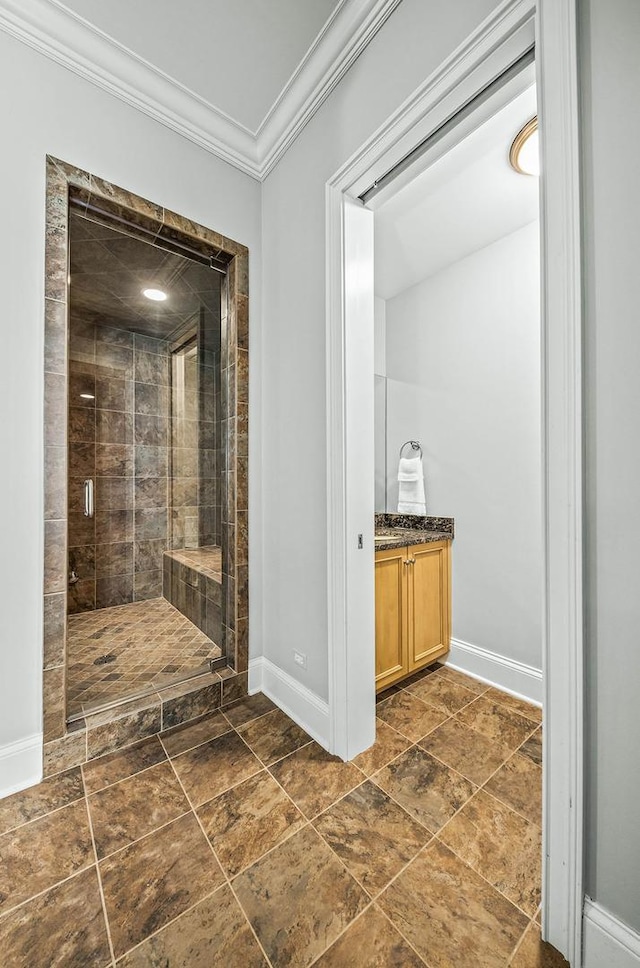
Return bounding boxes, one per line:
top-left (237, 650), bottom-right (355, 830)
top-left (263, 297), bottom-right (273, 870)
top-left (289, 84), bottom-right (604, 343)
top-left (1, 0), bottom-right (399, 178)
top-left (69, 212), bottom-right (221, 340)
top-left (374, 85), bottom-right (539, 301)
top-left (58, 0), bottom-right (341, 133)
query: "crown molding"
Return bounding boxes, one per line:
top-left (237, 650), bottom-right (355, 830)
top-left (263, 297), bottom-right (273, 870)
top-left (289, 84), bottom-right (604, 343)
top-left (0, 0), bottom-right (260, 177)
top-left (256, 0), bottom-right (403, 177)
top-left (0, 0), bottom-right (401, 181)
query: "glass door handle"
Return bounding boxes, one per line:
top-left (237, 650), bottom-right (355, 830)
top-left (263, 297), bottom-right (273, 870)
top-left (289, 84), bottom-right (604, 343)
top-left (83, 479), bottom-right (94, 518)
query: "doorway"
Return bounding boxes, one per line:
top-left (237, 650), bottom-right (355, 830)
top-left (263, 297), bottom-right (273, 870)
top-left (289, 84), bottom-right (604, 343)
top-left (325, 1), bottom-right (584, 962)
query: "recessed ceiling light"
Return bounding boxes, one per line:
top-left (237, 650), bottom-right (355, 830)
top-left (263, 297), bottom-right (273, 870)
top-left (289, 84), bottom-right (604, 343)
top-left (509, 117), bottom-right (539, 176)
top-left (142, 288), bottom-right (168, 302)
top-left (80, 393), bottom-right (95, 400)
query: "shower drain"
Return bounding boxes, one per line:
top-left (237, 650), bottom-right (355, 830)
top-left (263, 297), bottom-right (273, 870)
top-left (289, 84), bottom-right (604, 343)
top-left (94, 653), bottom-right (117, 666)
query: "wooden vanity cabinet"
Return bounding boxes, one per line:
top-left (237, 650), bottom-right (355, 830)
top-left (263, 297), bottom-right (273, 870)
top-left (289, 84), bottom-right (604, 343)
top-left (375, 540), bottom-right (451, 692)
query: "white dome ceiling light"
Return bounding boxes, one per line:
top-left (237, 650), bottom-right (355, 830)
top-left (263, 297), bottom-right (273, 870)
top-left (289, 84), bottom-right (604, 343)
top-left (509, 117), bottom-right (539, 176)
top-left (142, 288), bottom-right (168, 302)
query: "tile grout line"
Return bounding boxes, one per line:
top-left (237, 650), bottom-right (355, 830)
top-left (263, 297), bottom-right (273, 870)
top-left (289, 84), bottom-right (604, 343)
top-left (378, 675), bottom-right (545, 933)
top-left (228, 723), bottom-right (444, 968)
top-left (163, 745), bottom-right (275, 968)
top-left (82, 780), bottom-right (117, 967)
top-left (364, 732), bottom-right (540, 929)
top-left (376, 828), bottom-right (531, 964)
top-left (0, 787), bottom-right (88, 839)
top-left (479, 763), bottom-right (543, 829)
top-left (507, 917), bottom-right (539, 965)
top-left (391, 665), bottom-right (541, 730)
top-left (89, 807), bottom-right (194, 864)
top-left (417, 729), bottom-right (541, 923)
top-left (304, 901), bottom-right (376, 968)
top-left (82, 743), bottom-right (169, 796)
top-left (431, 831), bottom-right (538, 926)
top-left (0, 862), bottom-right (100, 925)
top-left (359, 838), bottom-right (438, 960)
top-left (373, 900), bottom-right (435, 968)
top-left (108, 882), bottom-right (227, 964)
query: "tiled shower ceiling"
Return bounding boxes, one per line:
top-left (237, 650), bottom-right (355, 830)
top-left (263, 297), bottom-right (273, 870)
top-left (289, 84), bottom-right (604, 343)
top-left (69, 212), bottom-right (221, 340)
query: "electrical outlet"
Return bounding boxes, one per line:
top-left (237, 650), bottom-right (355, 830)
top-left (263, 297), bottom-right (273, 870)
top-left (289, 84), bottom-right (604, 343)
top-left (293, 650), bottom-right (307, 669)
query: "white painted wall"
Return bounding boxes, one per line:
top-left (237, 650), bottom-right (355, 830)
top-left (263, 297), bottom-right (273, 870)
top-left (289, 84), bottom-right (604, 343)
top-left (580, 0), bottom-right (640, 937)
top-left (260, 0), bottom-right (499, 702)
top-left (374, 296), bottom-right (386, 376)
top-left (374, 297), bottom-right (387, 512)
top-left (383, 222), bottom-right (542, 670)
top-left (0, 30), bottom-right (262, 787)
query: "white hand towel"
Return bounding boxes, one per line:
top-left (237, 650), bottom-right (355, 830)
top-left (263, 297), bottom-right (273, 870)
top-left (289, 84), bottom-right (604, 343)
top-left (397, 456), bottom-right (426, 514)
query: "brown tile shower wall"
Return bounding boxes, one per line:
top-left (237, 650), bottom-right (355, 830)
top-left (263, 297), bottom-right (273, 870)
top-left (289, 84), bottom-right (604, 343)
top-left (170, 307), bottom-right (221, 551)
top-left (200, 307), bottom-right (222, 548)
top-left (67, 320), bottom-right (171, 612)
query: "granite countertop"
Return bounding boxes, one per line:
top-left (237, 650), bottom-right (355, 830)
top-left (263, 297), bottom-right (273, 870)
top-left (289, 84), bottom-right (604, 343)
top-left (374, 512), bottom-right (454, 552)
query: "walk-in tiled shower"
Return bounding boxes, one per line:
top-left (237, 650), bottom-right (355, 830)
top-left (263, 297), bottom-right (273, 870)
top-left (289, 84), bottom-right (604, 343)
top-left (42, 158), bottom-right (249, 777)
top-left (65, 208), bottom-right (225, 717)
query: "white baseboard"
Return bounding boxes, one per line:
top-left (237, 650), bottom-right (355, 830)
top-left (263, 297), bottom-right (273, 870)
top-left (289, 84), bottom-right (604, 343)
top-left (445, 637), bottom-right (543, 706)
top-left (248, 657), bottom-right (330, 749)
top-left (0, 733), bottom-right (43, 799)
top-left (583, 899), bottom-right (640, 967)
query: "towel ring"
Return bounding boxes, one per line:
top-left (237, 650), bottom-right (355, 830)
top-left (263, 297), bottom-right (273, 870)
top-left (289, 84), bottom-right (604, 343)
top-left (399, 440), bottom-right (423, 459)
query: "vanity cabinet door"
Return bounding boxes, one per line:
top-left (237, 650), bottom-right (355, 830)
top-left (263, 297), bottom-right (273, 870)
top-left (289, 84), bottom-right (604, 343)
top-left (374, 546), bottom-right (408, 691)
top-left (408, 541), bottom-right (451, 671)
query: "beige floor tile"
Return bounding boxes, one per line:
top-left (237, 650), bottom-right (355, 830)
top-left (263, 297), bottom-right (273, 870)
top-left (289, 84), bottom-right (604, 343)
top-left (197, 769), bottom-right (306, 876)
top-left (439, 789), bottom-right (541, 916)
top-left (82, 735), bottom-right (166, 794)
top-left (233, 825), bottom-right (369, 968)
top-left (520, 727), bottom-right (543, 766)
top-left (99, 813), bottom-right (224, 958)
top-left (222, 692), bottom-right (277, 728)
top-left (0, 799), bottom-right (93, 914)
top-left (405, 673), bottom-right (479, 714)
top-left (88, 760), bottom-right (189, 858)
top-left (379, 839), bottom-right (528, 967)
top-left (171, 731), bottom-right (262, 806)
top-left (0, 867), bottom-right (111, 968)
top-left (269, 742), bottom-right (363, 819)
top-left (456, 696), bottom-right (538, 751)
top-left (0, 767), bottom-right (84, 835)
top-left (160, 710), bottom-right (232, 757)
top-left (313, 905), bottom-right (426, 966)
top-left (373, 746), bottom-right (475, 833)
top-left (118, 884), bottom-right (268, 967)
top-left (238, 707), bottom-right (312, 765)
top-left (434, 665), bottom-right (489, 695)
top-left (314, 780), bottom-right (430, 896)
top-left (352, 720), bottom-right (411, 776)
top-left (376, 691), bottom-right (448, 742)
top-left (484, 752), bottom-right (543, 826)
top-left (484, 687), bottom-right (543, 724)
top-left (418, 716), bottom-right (512, 785)
top-left (510, 921), bottom-right (570, 967)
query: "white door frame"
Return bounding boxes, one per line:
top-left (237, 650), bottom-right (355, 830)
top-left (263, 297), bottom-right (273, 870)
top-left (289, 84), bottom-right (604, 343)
top-left (325, 0), bottom-right (583, 963)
